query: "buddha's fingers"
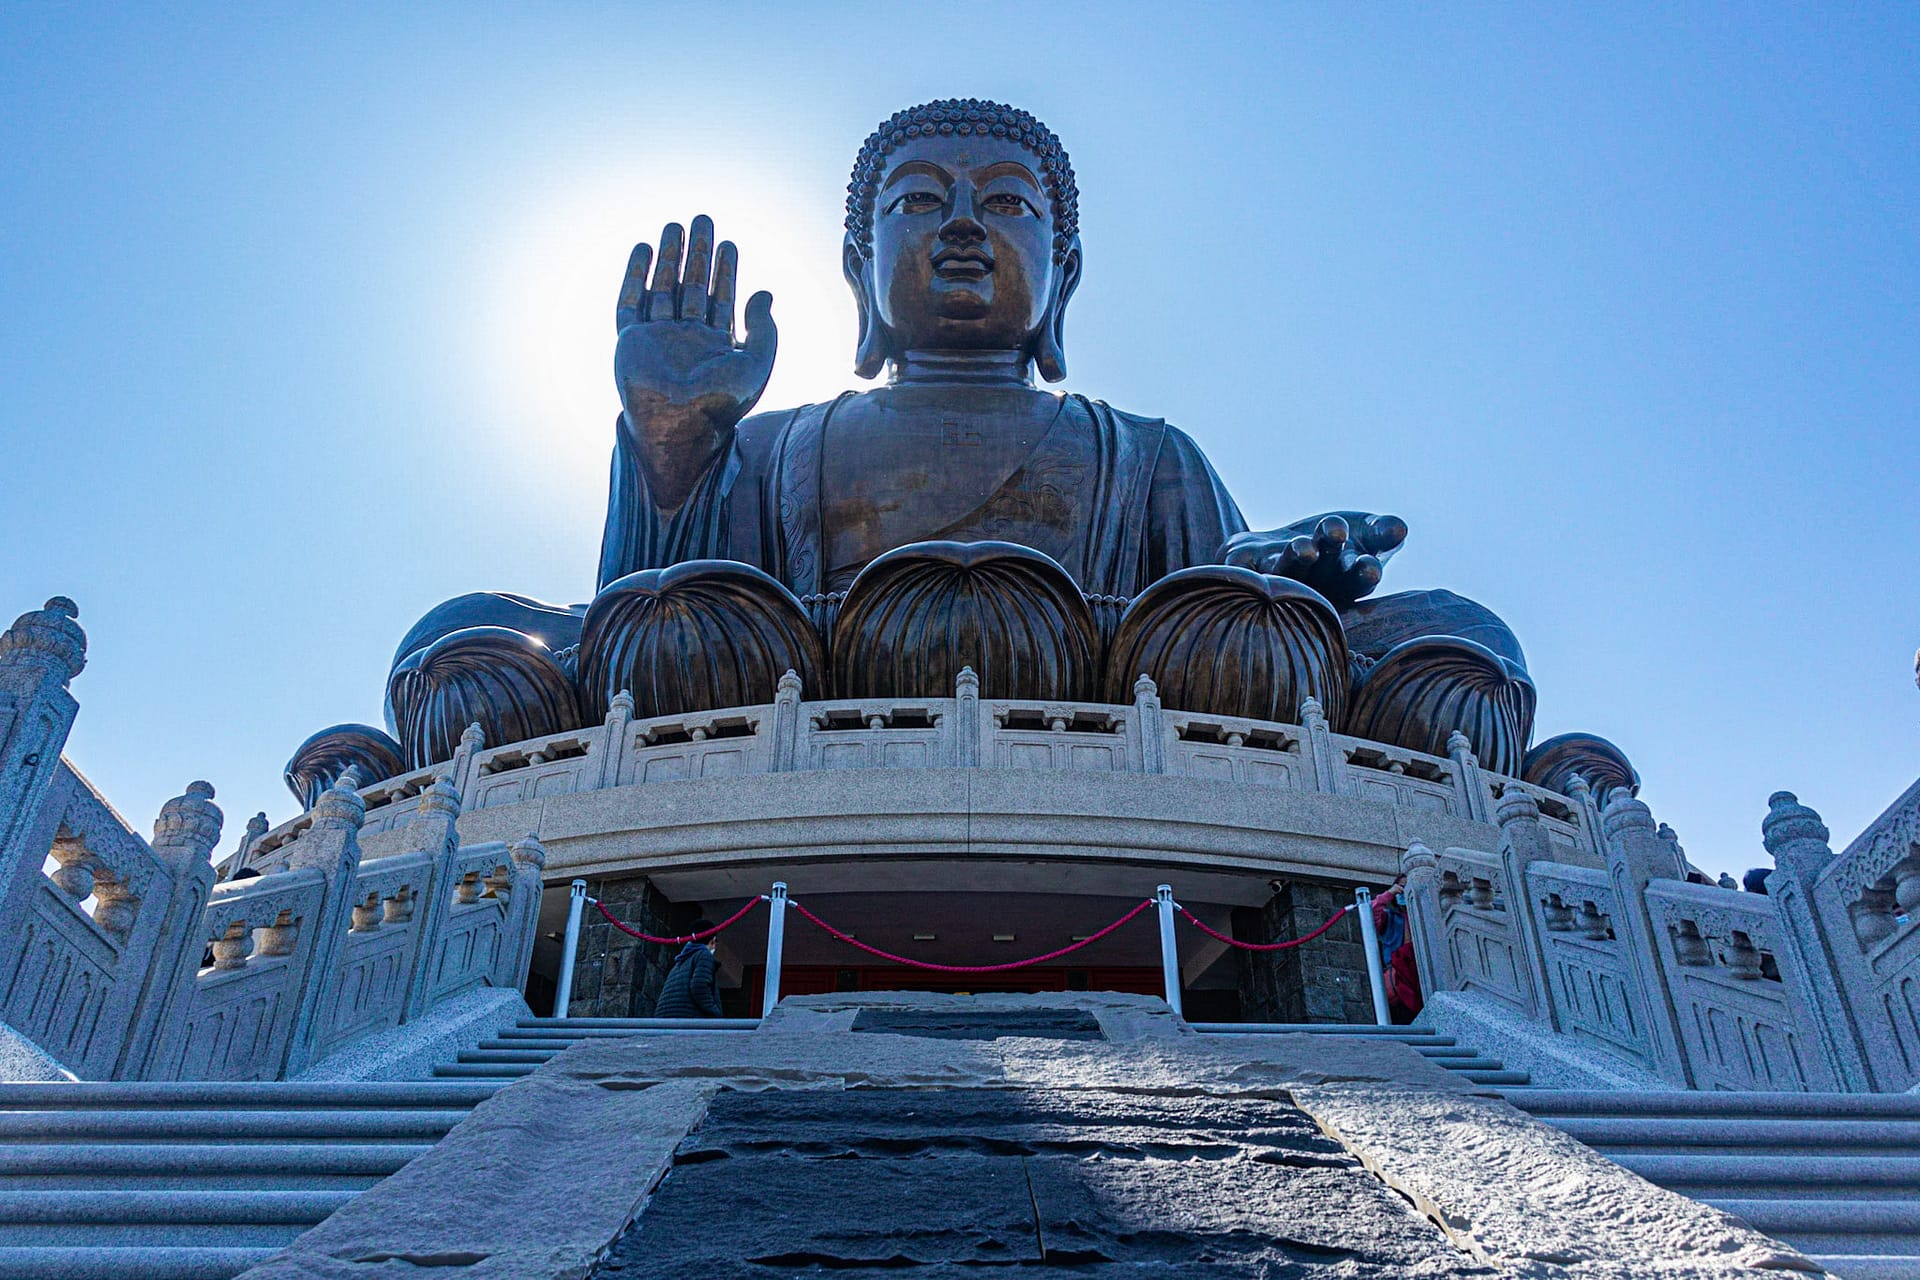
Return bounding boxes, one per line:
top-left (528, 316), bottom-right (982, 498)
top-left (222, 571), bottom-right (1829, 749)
top-left (710, 242), bottom-right (738, 336)
top-left (1362, 514), bottom-right (1408, 557)
top-left (617, 242), bottom-right (652, 330)
top-left (649, 222), bottom-right (685, 319)
top-left (742, 290), bottom-right (777, 368)
top-left (681, 215), bottom-right (715, 322)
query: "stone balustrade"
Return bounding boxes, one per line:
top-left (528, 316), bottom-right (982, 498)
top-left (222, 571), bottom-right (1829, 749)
top-left (248, 669), bottom-right (1605, 872)
top-left (1403, 780), bottom-right (1920, 1093)
top-left (0, 598), bottom-right (545, 1082)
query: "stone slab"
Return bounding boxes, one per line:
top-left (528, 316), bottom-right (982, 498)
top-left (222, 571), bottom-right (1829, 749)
top-left (849, 1005), bottom-right (1103, 1040)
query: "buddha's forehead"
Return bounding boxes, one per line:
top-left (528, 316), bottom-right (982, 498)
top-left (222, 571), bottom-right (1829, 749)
top-left (878, 134), bottom-right (1046, 192)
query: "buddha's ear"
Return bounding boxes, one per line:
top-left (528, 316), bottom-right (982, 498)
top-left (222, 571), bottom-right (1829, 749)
top-left (844, 238), bottom-right (889, 380)
top-left (1034, 238), bottom-right (1082, 384)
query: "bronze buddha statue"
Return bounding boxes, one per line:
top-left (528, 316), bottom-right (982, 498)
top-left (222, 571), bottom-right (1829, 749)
top-left (291, 100), bottom-right (1634, 799)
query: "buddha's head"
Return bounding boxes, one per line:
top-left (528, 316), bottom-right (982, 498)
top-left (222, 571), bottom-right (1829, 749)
top-left (844, 100), bottom-right (1082, 382)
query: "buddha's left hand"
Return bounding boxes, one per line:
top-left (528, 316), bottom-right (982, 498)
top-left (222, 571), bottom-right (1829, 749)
top-left (1223, 512), bottom-right (1407, 608)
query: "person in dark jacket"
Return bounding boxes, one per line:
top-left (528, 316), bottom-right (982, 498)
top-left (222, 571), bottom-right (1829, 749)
top-left (653, 920), bottom-right (723, 1018)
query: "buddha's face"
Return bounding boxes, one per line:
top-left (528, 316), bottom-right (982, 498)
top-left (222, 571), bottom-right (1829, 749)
top-left (867, 135), bottom-right (1061, 357)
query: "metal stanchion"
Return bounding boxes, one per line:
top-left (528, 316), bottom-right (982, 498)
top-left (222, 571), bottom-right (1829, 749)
top-left (1355, 886), bottom-right (1391, 1025)
top-left (552, 879), bottom-right (587, 1016)
top-left (1155, 884), bottom-right (1183, 1017)
top-left (761, 882), bottom-right (789, 1017)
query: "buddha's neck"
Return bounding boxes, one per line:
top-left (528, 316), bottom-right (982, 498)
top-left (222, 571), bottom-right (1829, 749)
top-left (888, 349), bottom-right (1034, 388)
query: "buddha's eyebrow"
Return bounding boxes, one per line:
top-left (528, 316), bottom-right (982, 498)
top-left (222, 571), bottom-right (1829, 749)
top-left (977, 160), bottom-right (1041, 188)
top-left (881, 160), bottom-right (952, 189)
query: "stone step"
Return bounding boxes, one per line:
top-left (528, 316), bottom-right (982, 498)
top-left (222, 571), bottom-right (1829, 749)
top-left (1705, 1198), bottom-right (1920, 1258)
top-left (1805, 1255), bottom-right (1920, 1280)
top-left (1190, 1023), bottom-right (1456, 1043)
top-left (432, 1062), bottom-right (540, 1079)
top-left (1617, 1154), bottom-right (1920, 1200)
top-left (517, 1017), bottom-right (757, 1031)
top-left (1542, 1115), bottom-right (1920, 1155)
top-left (0, 1142), bottom-right (428, 1190)
top-left (0, 1109), bottom-right (469, 1143)
top-left (1511, 1090), bottom-right (1920, 1120)
top-left (1458, 1069), bottom-right (1531, 1086)
top-left (0, 1188), bottom-right (351, 1248)
top-left (0, 1082), bottom-right (500, 1111)
top-left (455, 1048), bottom-right (557, 1064)
top-left (0, 1245), bottom-right (276, 1280)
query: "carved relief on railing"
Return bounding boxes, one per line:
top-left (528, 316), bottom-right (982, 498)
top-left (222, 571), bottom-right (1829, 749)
top-left (1490, 775), bottom-right (1589, 856)
top-left (422, 840), bottom-right (516, 1005)
top-left (1167, 711), bottom-right (1304, 789)
top-left (1643, 879), bottom-right (1834, 1092)
top-left (1334, 736), bottom-right (1458, 816)
top-left (1525, 862), bottom-right (1656, 1069)
top-left (621, 708), bottom-right (769, 784)
top-left (168, 869), bottom-right (329, 1081)
top-left (1434, 847), bottom-right (1538, 1017)
top-left (1818, 777), bottom-right (1920, 956)
top-left (469, 725), bottom-right (604, 811)
top-left (807, 698), bottom-right (948, 771)
top-left (987, 700), bottom-right (1129, 773)
top-left (312, 850), bottom-right (433, 1059)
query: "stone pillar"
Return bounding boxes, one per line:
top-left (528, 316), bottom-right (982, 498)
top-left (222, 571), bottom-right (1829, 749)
top-left (1600, 791), bottom-right (1695, 1087)
top-left (0, 598), bottom-right (87, 933)
top-left (279, 780), bottom-right (369, 1077)
top-left (224, 811), bottom-right (269, 881)
top-left (1132, 675), bottom-right (1165, 775)
top-left (1399, 840), bottom-right (1454, 1001)
top-left (566, 873), bottom-right (684, 1017)
top-left (951, 666), bottom-right (980, 768)
top-left (1447, 731), bottom-right (1495, 825)
top-left (118, 781), bottom-right (224, 1079)
top-left (498, 834), bottom-right (547, 991)
top-left (1565, 774), bottom-right (1606, 860)
top-left (1760, 791), bottom-right (1873, 1091)
top-left (770, 672), bottom-right (802, 771)
top-left (448, 722), bottom-right (486, 804)
top-left (1298, 697), bottom-right (1341, 795)
top-left (1493, 788), bottom-right (1563, 1030)
top-left (597, 690), bottom-right (635, 788)
top-left (1233, 878), bottom-right (1372, 1024)
top-left (399, 777), bottom-right (464, 1023)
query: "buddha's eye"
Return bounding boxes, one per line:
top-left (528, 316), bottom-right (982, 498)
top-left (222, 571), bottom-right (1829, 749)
top-left (889, 191), bottom-right (943, 214)
top-left (983, 193), bottom-right (1032, 216)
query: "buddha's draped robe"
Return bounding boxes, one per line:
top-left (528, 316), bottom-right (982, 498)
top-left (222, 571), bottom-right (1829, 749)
top-left (598, 393), bottom-right (1248, 600)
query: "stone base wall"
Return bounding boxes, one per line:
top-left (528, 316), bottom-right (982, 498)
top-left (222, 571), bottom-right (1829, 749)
top-left (564, 874), bottom-right (688, 1018)
top-left (1234, 879), bottom-right (1373, 1024)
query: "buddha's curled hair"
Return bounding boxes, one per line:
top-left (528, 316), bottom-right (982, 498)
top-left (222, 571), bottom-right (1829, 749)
top-left (846, 99), bottom-right (1079, 263)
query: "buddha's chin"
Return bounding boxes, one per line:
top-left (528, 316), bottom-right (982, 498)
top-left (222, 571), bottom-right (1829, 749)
top-left (927, 279), bottom-right (993, 318)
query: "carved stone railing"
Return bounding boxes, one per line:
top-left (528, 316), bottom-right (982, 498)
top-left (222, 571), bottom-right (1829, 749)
top-left (0, 598), bottom-right (545, 1082)
top-left (247, 670), bottom-right (1604, 872)
top-left (1404, 776), bottom-right (1920, 1093)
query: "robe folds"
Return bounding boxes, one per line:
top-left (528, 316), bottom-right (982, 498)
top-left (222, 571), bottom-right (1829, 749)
top-left (597, 393), bottom-right (1249, 601)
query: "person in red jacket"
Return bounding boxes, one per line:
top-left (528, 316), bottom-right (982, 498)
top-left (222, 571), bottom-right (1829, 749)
top-left (1371, 879), bottom-right (1423, 1024)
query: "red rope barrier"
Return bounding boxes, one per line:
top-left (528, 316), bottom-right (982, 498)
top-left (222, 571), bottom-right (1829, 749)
top-left (593, 895), bottom-right (762, 945)
top-left (786, 896), bottom-right (1156, 973)
top-left (1179, 902), bottom-right (1353, 951)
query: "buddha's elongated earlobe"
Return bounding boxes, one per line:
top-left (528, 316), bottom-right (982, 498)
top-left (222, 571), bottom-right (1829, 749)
top-left (1033, 240), bottom-right (1082, 384)
top-left (844, 239), bottom-right (890, 379)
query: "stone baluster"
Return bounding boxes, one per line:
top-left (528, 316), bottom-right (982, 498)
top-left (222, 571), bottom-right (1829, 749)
top-left (497, 833), bottom-right (547, 989)
top-left (770, 672), bottom-right (802, 772)
top-left (1760, 792), bottom-right (1873, 1091)
top-left (399, 776), bottom-right (464, 1022)
top-left (952, 666), bottom-right (980, 768)
top-left (596, 689), bottom-right (636, 788)
top-left (1565, 774), bottom-right (1606, 859)
top-left (1447, 731), bottom-right (1495, 825)
top-left (1599, 791), bottom-right (1696, 1086)
top-left (1493, 789), bottom-right (1562, 1030)
top-left (224, 811), bottom-right (269, 881)
top-left (117, 781), bottom-right (224, 1079)
top-left (276, 779), bottom-right (369, 1078)
top-left (1132, 675), bottom-right (1165, 775)
top-left (0, 598), bottom-right (87, 936)
top-left (448, 722), bottom-right (486, 805)
top-left (1298, 697), bottom-right (1341, 795)
top-left (1398, 839), bottom-right (1454, 1000)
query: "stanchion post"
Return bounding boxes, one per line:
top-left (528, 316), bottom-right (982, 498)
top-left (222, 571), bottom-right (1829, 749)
top-left (762, 882), bottom-right (789, 1018)
top-left (1155, 884), bottom-right (1183, 1018)
top-left (553, 879), bottom-right (587, 1017)
top-left (1355, 886), bottom-right (1391, 1026)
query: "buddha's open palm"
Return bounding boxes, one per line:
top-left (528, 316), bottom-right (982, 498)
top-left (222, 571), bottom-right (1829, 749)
top-left (614, 216), bottom-right (776, 508)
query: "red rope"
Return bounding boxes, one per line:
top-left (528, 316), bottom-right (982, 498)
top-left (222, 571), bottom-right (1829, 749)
top-left (1179, 902), bottom-right (1353, 951)
top-left (786, 896), bottom-right (1156, 973)
top-left (594, 895), bottom-right (762, 945)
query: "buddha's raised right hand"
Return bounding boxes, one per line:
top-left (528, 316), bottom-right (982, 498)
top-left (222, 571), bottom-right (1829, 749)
top-left (614, 215), bottom-right (776, 510)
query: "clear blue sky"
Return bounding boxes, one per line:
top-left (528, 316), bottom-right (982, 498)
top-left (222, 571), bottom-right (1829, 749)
top-left (3, 4), bottom-right (1915, 878)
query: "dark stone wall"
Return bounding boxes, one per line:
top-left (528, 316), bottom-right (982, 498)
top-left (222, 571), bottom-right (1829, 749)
top-left (1233, 879), bottom-right (1375, 1025)
top-left (563, 873), bottom-right (687, 1018)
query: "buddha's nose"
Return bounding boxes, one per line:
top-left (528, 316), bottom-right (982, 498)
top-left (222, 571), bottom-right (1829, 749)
top-left (938, 189), bottom-right (985, 243)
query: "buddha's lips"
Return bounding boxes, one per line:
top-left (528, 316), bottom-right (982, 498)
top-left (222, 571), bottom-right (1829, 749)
top-left (933, 250), bottom-right (993, 279)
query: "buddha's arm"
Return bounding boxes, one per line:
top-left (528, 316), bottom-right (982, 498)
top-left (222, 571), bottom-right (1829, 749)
top-left (596, 422), bottom-right (740, 590)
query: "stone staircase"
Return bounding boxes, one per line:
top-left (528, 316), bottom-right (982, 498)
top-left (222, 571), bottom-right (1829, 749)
top-left (1509, 1089), bottom-right (1920, 1280)
top-left (1189, 1021), bottom-right (1535, 1087)
top-left (429, 1015), bottom-right (759, 1079)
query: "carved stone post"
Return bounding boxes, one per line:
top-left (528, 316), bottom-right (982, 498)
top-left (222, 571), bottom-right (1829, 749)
top-left (1600, 791), bottom-right (1695, 1087)
top-left (1399, 840), bottom-right (1453, 1000)
top-left (952, 666), bottom-right (980, 768)
top-left (1565, 774), bottom-right (1606, 860)
top-left (1299, 697), bottom-right (1341, 795)
top-left (770, 672), bottom-right (802, 772)
top-left (118, 782), bottom-right (224, 1079)
top-left (1133, 675), bottom-right (1165, 775)
top-left (278, 780), bottom-right (369, 1077)
top-left (448, 722), bottom-right (486, 805)
top-left (596, 690), bottom-right (635, 788)
top-left (497, 833), bottom-right (547, 991)
top-left (1493, 788), bottom-right (1562, 1029)
top-left (1447, 731), bottom-right (1495, 825)
top-left (0, 599), bottom-right (87, 934)
top-left (1761, 792), bottom-right (1873, 1091)
top-left (399, 777), bottom-right (463, 1023)
top-left (223, 811), bottom-right (268, 881)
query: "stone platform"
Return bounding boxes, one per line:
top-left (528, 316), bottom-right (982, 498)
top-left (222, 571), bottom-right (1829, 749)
top-left (236, 993), bottom-right (1817, 1280)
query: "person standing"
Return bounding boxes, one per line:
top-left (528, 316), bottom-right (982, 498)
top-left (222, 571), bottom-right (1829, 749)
top-left (653, 920), bottom-right (723, 1018)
